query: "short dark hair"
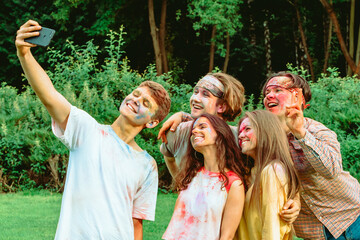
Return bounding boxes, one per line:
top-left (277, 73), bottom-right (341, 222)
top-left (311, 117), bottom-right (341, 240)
top-left (262, 71), bottom-right (312, 103)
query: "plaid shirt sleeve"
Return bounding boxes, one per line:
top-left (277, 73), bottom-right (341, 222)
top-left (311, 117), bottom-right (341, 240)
top-left (291, 118), bottom-right (360, 239)
top-left (297, 122), bottom-right (342, 178)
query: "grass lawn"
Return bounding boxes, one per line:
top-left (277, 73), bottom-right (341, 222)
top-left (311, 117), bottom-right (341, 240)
top-left (0, 190), bottom-right (303, 239)
top-left (0, 190), bottom-right (177, 240)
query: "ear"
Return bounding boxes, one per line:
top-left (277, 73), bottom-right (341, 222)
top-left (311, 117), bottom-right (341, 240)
top-left (216, 103), bottom-right (227, 114)
top-left (145, 119), bottom-right (159, 129)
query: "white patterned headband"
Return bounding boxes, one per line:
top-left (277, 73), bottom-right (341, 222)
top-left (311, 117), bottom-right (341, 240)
top-left (195, 75), bottom-right (224, 98)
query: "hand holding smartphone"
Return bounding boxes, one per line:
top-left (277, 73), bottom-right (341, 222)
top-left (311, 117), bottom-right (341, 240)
top-left (25, 27), bottom-right (56, 47)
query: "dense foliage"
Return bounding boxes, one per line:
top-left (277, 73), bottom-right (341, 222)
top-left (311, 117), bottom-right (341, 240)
top-left (1, 29), bottom-right (359, 192)
top-left (0, 30), bottom-right (192, 192)
top-left (1, 0), bottom-right (359, 99)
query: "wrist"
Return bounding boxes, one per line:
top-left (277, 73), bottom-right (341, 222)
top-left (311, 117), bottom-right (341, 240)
top-left (293, 128), bottom-right (306, 139)
top-left (181, 112), bottom-right (193, 122)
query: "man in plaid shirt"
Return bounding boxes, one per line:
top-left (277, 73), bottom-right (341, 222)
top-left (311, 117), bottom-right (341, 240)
top-left (262, 71), bottom-right (360, 240)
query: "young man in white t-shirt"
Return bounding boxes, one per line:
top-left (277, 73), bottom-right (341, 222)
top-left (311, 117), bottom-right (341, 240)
top-left (16, 20), bottom-right (171, 240)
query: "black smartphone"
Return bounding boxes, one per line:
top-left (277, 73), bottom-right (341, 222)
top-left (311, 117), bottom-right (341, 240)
top-left (25, 27), bottom-right (56, 47)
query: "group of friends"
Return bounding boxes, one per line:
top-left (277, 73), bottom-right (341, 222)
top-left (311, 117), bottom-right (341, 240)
top-left (15, 20), bottom-right (360, 240)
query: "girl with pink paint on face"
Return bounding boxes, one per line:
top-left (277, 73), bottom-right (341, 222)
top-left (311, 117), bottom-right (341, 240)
top-left (235, 110), bottom-right (300, 240)
top-left (162, 113), bottom-right (248, 240)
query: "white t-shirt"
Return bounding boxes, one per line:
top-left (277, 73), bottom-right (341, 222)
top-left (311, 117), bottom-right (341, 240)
top-left (52, 106), bottom-right (158, 240)
top-left (162, 168), bottom-right (240, 240)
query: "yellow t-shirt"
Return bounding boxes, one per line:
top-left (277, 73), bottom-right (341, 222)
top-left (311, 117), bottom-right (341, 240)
top-left (236, 162), bottom-right (292, 240)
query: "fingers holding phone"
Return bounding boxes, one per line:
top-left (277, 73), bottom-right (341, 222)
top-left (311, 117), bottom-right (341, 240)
top-left (16, 20), bottom-right (55, 57)
top-left (16, 20), bottom-right (41, 56)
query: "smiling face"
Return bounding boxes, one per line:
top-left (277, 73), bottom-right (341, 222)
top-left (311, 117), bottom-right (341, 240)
top-left (190, 86), bottom-right (221, 118)
top-left (238, 117), bottom-right (257, 159)
top-left (190, 117), bottom-right (217, 151)
top-left (120, 87), bottom-right (159, 127)
top-left (263, 76), bottom-right (294, 117)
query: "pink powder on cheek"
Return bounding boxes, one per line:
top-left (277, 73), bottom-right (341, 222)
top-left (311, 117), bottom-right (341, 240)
top-left (247, 131), bottom-right (254, 139)
top-left (276, 93), bottom-right (291, 109)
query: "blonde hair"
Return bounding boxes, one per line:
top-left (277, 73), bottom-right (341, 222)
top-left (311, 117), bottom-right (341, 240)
top-left (207, 72), bottom-right (245, 121)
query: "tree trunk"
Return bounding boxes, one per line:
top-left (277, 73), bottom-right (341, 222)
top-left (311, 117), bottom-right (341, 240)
top-left (209, 25), bottom-right (217, 72)
top-left (159, 0), bottom-right (168, 73)
top-left (323, 8), bottom-right (333, 73)
top-left (264, 15), bottom-right (272, 76)
top-left (148, 0), bottom-right (163, 75)
top-left (319, 0), bottom-right (358, 74)
top-left (223, 32), bottom-right (230, 73)
top-left (293, 17), bottom-right (301, 66)
top-left (347, 0), bottom-right (355, 75)
top-left (248, 0), bottom-right (256, 46)
top-left (295, 0), bottom-right (315, 80)
top-left (356, 23), bottom-right (360, 66)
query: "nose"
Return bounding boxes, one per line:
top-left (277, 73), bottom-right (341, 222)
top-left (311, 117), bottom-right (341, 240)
top-left (238, 131), bottom-right (245, 139)
top-left (132, 96), bottom-right (141, 106)
top-left (192, 127), bottom-right (199, 135)
top-left (191, 92), bottom-right (201, 103)
top-left (265, 90), bottom-right (275, 99)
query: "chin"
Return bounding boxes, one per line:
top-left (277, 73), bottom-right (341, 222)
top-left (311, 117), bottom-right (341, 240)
top-left (191, 111), bottom-right (203, 118)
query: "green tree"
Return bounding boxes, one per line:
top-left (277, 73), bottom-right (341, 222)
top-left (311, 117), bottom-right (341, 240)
top-left (187, 0), bottom-right (244, 72)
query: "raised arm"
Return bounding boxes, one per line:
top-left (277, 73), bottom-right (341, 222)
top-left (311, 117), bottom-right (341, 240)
top-left (286, 90), bottom-right (342, 178)
top-left (15, 20), bottom-right (71, 130)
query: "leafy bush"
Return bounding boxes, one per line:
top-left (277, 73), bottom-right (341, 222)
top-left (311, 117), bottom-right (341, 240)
top-left (1, 32), bottom-right (359, 193)
top-left (0, 29), bottom-right (192, 192)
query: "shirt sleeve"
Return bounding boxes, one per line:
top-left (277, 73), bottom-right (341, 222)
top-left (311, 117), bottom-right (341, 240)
top-left (296, 119), bottom-right (342, 178)
top-left (160, 122), bottom-right (192, 159)
top-left (52, 106), bottom-right (98, 150)
top-left (261, 163), bottom-right (288, 239)
top-left (225, 171), bottom-right (241, 193)
top-left (132, 159), bottom-right (158, 221)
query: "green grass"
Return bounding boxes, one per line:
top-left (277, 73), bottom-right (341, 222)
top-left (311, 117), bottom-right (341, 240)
top-left (0, 191), bottom-right (302, 239)
top-left (0, 190), bottom-right (177, 240)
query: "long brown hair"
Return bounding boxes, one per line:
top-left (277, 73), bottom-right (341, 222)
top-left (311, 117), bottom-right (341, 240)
top-left (238, 110), bottom-right (300, 209)
top-left (176, 113), bottom-right (249, 191)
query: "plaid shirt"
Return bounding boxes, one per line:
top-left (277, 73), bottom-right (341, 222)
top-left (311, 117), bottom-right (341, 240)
top-left (289, 118), bottom-right (360, 239)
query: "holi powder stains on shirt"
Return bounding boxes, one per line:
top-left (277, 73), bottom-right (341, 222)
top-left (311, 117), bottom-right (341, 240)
top-left (163, 168), bottom-right (240, 240)
top-left (52, 106), bottom-right (158, 239)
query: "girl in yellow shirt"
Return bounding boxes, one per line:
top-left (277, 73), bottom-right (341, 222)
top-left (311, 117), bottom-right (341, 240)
top-left (236, 110), bottom-right (300, 240)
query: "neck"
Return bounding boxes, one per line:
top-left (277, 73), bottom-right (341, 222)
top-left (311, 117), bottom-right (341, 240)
top-left (201, 147), bottom-right (219, 172)
top-left (111, 115), bottom-right (143, 145)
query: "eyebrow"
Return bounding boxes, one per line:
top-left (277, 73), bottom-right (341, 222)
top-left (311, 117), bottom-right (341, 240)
top-left (196, 122), bottom-right (209, 128)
